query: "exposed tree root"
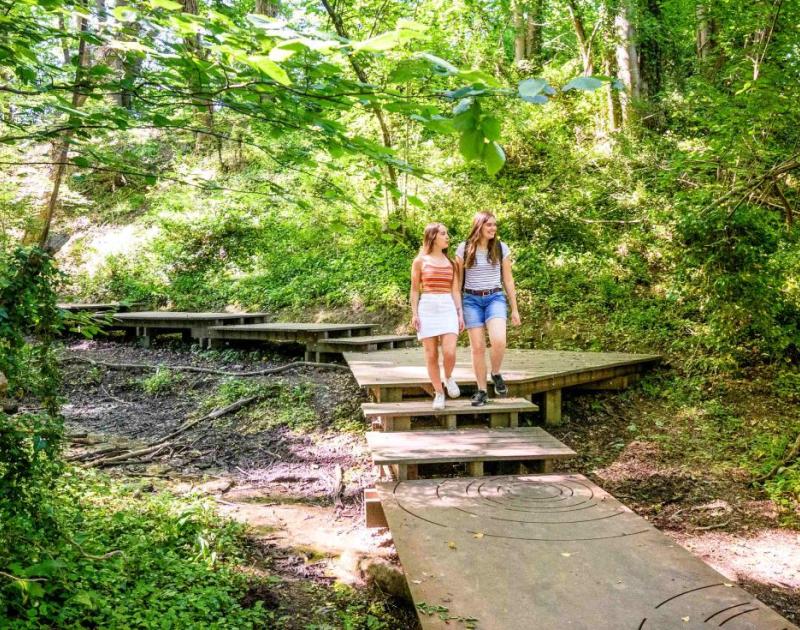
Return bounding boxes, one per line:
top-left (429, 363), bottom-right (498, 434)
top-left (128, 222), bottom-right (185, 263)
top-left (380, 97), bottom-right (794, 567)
top-left (60, 356), bottom-right (350, 375)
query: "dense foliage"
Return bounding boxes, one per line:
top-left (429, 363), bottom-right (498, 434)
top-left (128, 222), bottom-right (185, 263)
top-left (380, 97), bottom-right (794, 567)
top-left (2, 0), bottom-right (800, 625)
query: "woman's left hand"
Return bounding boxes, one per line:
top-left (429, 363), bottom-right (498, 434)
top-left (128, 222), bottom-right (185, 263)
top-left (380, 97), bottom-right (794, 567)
top-left (511, 310), bottom-right (521, 326)
top-left (458, 314), bottom-right (466, 332)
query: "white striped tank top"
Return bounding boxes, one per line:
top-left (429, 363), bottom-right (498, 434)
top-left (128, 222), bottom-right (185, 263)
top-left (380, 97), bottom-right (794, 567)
top-left (455, 241), bottom-right (510, 291)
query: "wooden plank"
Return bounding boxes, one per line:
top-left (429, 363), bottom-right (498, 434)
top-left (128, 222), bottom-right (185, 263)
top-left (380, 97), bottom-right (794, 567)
top-left (362, 397), bottom-right (538, 419)
top-left (209, 322), bottom-right (376, 334)
top-left (544, 389), bottom-right (562, 426)
top-left (344, 348), bottom-right (661, 390)
top-left (377, 475), bottom-right (796, 630)
top-left (113, 311), bottom-right (268, 322)
top-left (366, 427), bottom-right (575, 466)
top-left (317, 335), bottom-right (416, 346)
top-left (364, 488), bottom-right (388, 528)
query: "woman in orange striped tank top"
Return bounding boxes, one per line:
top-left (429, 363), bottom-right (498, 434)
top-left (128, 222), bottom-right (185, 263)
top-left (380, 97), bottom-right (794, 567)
top-left (410, 223), bottom-right (465, 410)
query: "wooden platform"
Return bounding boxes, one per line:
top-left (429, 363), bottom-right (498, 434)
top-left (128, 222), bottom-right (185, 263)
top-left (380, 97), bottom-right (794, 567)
top-left (206, 322), bottom-right (384, 360)
top-left (345, 348), bottom-right (661, 424)
top-left (367, 427), bottom-right (575, 479)
top-left (109, 312), bottom-right (269, 347)
top-left (58, 302), bottom-right (143, 313)
top-left (362, 397), bottom-right (538, 430)
top-left (312, 334), bottom-right (417, 354)
top-left (378, 474), bottom-right (796, 629)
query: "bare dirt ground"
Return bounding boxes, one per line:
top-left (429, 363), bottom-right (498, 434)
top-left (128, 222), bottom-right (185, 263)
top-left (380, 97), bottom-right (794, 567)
top-left (61, 338), bottom-right (800, 625)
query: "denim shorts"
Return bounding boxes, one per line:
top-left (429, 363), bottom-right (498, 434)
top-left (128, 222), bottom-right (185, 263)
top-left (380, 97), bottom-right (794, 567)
top-left (463, 291), bottom-right (507, 329)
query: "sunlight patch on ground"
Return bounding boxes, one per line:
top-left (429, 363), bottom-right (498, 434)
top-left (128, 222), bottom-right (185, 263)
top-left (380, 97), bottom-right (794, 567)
top-left (671, 529), bottom-right (800, 589)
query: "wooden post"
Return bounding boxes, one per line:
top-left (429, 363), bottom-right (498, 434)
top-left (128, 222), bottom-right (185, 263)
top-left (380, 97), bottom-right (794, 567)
top-left (393, 416), bottom-right (411, 431)
top-left (445, 414), bottom-right (457, 429)
top-left (490, 412), bottom-right (510, 428)
top-left (364, 489), bottom-right (388, 528)
top-left (544, 389), bottom-right (562, 426)
top-left (467, 461), bottom-right (484, 477)
top-left (541, 459), bottom-right (554, 473)
top-left (509, 412), bottom-right (519, 428)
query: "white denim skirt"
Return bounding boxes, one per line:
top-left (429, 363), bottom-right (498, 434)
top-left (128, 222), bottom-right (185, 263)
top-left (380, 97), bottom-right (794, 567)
top-left (417, 293), bottom-right (458, 340)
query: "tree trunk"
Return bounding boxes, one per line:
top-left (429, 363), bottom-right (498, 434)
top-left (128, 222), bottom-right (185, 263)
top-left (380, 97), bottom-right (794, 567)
top-left (566, 0), bottom-right (594, 75)
top-left (255, 0), bottom-right (279, 17)
top-left (614, 1), bottom-right (640, 126)
top-left (603, 54), bottom-right (621, 132)
top-left (319, 0), bottom-right (398, 214)
top-left (524, 0), bottom-right (543, 62)
top-left (24, 14), bottom-right (90, 247)
top-left (638, 0), bottom-right (663, 98)
top-left (513, 0), bottom-right (526, 63)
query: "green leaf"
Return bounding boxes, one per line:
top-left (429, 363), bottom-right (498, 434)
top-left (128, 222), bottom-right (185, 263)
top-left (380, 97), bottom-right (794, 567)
top-left (388, 58), bottom-right (430, 83)
top-left (458, 69), bottom-right (500, 88)
top-left (248, 56), bottom-right (291, 85)
top-left (459, 129), bottom-right (484, 161)
top-left (407, 195), bottom-right (425, 208)
top-left (518, 78), bottom-right (548, 101)
top-left (562, 76), bottom-right (604, 92)
top-left (72, 156), bottom-right (90, 168)
top-left (148, 0), bottom-right (182, 10)
top-left (484, 141), bottom-right (505, 176)
top-left (453, 97), bottom-right (474, 116)
top-left (112, 5), bottom-right (138, 21)
top-left (417, 52), bottom-right (458, 74)
top-left (352, 31), bottom-right (400, 52)
top-left (481, 116), bottom-right (501, 141)
top-left (268, 47), bottom-right (296, 62)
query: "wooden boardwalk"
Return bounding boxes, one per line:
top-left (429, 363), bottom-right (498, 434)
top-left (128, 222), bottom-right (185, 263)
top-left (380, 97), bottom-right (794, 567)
top-left (346, 348), bottom-right (661, 424)
top-left (362, 397), bottom-right (538, 430)
top-left (110, 311), bottom-right (268, 347)
top-left (206, 323), bottom-right (415, 360)
top-left (378, 474), bottom-right (796, 629)
top-left (367, 427), bottom-right (575, 479)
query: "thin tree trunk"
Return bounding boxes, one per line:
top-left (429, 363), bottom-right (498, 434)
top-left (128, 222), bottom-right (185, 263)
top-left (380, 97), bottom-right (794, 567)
top-left (524, 0), bottom-right (543, 62)
top-left (513, 0), bottom-right (526, 63)
top-left (255, 0), bottom-right (279, 16)
top-left (319, 0), bottom-right (398, 214)
top-left (566, 0), bottom-right (594, 75)
top-left (614, 2), bottom-right (639, 126)
top-left (24, 14), bottom-right (90, 247)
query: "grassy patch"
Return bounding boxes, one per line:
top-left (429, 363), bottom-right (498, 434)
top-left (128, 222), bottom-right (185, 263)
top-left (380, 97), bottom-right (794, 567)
top-left (139, 368), bottom-right (183, 396)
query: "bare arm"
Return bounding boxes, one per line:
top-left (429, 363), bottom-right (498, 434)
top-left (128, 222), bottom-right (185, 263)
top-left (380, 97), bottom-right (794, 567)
top-left (501, 257), bottom-right (521, 326)
top-left (410, 257), bottom-right (423, 330)
top-left (451, 260), bottom-right (464, 332)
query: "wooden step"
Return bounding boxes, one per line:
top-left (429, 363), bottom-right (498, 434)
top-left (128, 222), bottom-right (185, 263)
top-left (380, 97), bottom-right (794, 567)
top-left (366, 427), bottom-right (575, 480)
top-left (312, 334), bottom-right (417, 353)
top-left (362, 397), bottom-right (538, 431)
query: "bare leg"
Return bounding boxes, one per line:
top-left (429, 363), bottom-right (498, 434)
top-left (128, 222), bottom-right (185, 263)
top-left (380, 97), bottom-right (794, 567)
top-left (422, 337), bottom-right (443, 394)
top-left (441, 333), bottom-right (457, 379)
top-left (467, 326), bottom-right (487, 391)
top-left (486, 317), bottom-right (507, 375)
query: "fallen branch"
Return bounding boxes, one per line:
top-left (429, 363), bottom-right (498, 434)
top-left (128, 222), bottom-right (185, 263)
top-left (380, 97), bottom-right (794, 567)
top-left (65, 534), bottom-right (123, 561)
top-left (754, 432), bottom-right (800, 482)
top-left (693, 519), bottom-right (732, 531)
top-left (60, 356), bottom-right (350, 375)
top-left (85, 394), bottom-right (266, 467)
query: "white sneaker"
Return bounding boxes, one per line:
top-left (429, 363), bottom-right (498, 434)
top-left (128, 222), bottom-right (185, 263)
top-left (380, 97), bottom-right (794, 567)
top-left (432, 392), bottom-right (446, 410)
top-left (444, 376), bottom-right (460, 399)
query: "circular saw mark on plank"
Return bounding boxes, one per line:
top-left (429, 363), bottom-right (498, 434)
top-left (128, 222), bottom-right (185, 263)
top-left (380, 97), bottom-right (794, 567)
top-left (396, 476), bottom-right (650, 541)
top-left (638, 583), bottom-right (766, 628)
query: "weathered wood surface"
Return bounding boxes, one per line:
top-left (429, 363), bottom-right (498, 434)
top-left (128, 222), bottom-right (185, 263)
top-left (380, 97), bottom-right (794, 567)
top-left (378, 474), bottom-right (796, 630)
top-left (361, 397), bottom-right (537, 419)
top-left (345, 348), bottom-right (661, 390)
top-left (207, 322), bottom-right (377, 343)
top-left (58, 302), bottom-right (142, 313)
top-left (113, 311), bottom-right (267, 323)
top-left (367, 427), bottom-right (575, 466)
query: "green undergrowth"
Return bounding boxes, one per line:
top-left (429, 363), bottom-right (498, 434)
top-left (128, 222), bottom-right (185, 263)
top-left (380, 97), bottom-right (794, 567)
top-left (0, 468), bottom-right (272, 628)
top-left (201, 378), bottom-right (318, 432)
top-left (614, 370), bottom-right (800, 522)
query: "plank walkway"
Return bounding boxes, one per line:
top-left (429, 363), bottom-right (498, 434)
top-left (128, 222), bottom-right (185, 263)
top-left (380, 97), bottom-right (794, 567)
top-left (367, 427), bottom-right (575, 479)
top-left (206, 323), bottom-right (415, 360)
top-left (58, 302), bottom-right (143, 313)
top-left (362, 397), bottom-right (538, 430)
top-left (346, 347), bottom-right (661, 424)
top-left (378, 474), bottom-right (796, 629)
top-left (109, 311), bottom-right (269, 348)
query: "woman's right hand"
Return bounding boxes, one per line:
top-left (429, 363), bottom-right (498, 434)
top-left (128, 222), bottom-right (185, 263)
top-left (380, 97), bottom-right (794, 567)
top-left (412, 314), bottom-right (421, 331)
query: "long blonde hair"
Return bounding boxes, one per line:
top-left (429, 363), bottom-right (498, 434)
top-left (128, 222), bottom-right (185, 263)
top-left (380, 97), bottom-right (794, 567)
top-left (464, 211), bottom-right (500, 268)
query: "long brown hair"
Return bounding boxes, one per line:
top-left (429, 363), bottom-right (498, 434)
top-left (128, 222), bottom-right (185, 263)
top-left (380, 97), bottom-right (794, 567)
top-left (464, 211), bottom-right (500, 268)
top-left (418, 222), bottom-right (453, 265)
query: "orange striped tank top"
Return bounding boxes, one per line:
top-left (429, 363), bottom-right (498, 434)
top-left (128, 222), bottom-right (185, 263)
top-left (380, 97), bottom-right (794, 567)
top-left (421, 259), bottom-right (454, 294)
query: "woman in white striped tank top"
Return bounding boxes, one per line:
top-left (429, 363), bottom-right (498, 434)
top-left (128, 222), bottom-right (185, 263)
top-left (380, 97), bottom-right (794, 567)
top-left (455, 212), bottom-right (521, 406)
